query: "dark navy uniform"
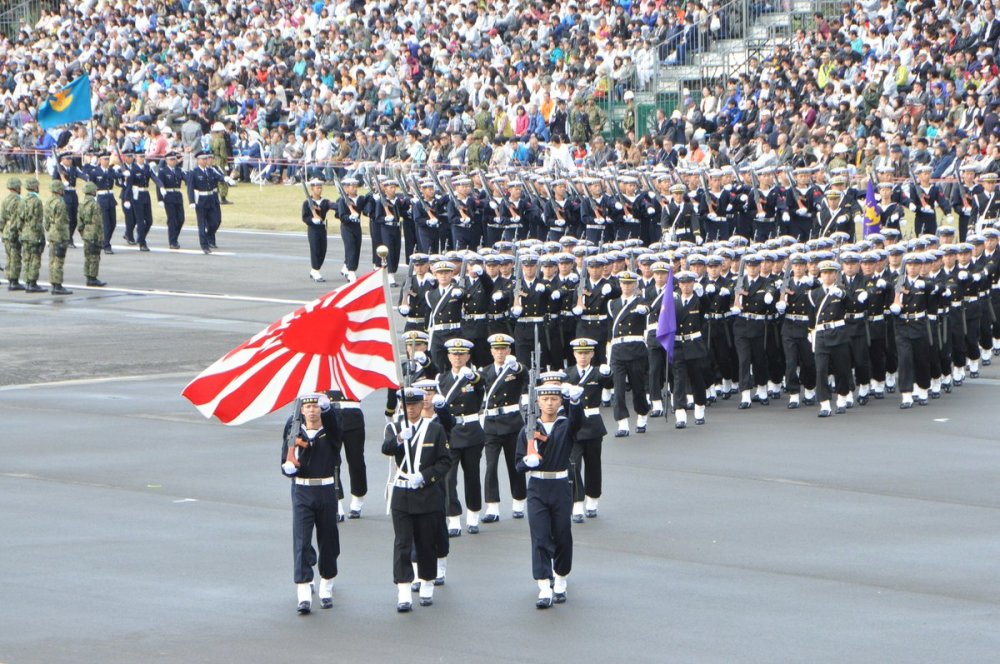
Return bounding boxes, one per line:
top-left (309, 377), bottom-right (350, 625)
top-left (891, 273), bottom-right (934, 399)
top-left (809, 280), bottom-right (852, 410)
top-left (575, 274), bottom-right (618, 365)
top-left (565, 362), bottom-right (611, 516)
top-left (671, 290), bottom-right (708, 415)
top-left (512, 273), bottom-right (561, 369)
top-left (412, 192), bottom-right (448, 254)
top-left (127, 159), bottom-right (156, 248)
top-left (608, 288), bottom-right (651, 425)
top-left (436, 367), bottom-right (486, 530)
top-left (301, 195), bottom-right (335, 273)
top-left (326, 393), bottom-right (367, 515)
top-left (187, 159), bottom-right (226, 251)
top-left (84, 161), bottom-right (119, 252)
top-left (480, 357), bottom-right (528, 515)
top-left (153, 160), bottom-right (187, 248)
top-left (779, 274), bottom-right (818, 401)
top-left (55, 160), bottom-right (80, 241)
top-left (334, 190), bottom-right (373, 272)
top-left (368, 190), bottom-right (410, 274)
top-left (400, 270), bottom-right (434, 332)
top-left (908, 180), bottom-right (951, 236)
top-left (733, 266), bottom-right (777, 402)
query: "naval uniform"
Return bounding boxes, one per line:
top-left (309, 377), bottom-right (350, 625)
top-left (153, 164), bottom-right (187, 247)
top-left (436, 369), bottom-right (486, 524)
top-left (565, 365), bottom-right (610, 508)
top-left (329, 397), bottom-right (367, 508)
top-left (187, 164), bottom-right (226, 250)
top-left (608, 294), bottom-right (651, 422)
top-left (480, 360), bottom-right (528, 510)
top-left (809, 284), bottom-right (852, 404)
top-left (56, 163), bottom-right (80, 240)
top-left (672, 292), bottom-right (708, 410)
top-left (334, 192), bottom-right (373, 271)
top-left (127, 161), bottom-right (155, 247)
top-left (85, 165), bottom-right (119, 251)
top-left (301, 196), bottom-right (335, 272)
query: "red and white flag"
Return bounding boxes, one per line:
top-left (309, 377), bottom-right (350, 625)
top-left (182, 269), bottom-right (399, 425)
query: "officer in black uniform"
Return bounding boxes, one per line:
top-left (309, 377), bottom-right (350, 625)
top-left (807, 261), bottom-right (853, 416)
top-left (153, 152), bottom-right (187, 249)
top-left (118, 150), bottom-right (136, 245)
top-left (786, 168), bottom-right (822, 242)
top-left (128, 152), bottom-right (155, 251)
top-left (702, 255), bottom-right (738, 399)
top-left (663, 182), bottom-right (701, 244)
top-left (644, 261), bottom-right (672, 417)
top-left (85, 151), bottom-right (119, 254)
top-left (280, 393), bottom-right (343, 614)
top-left (841, 252), bottom-right (874, 405)
top-left (334, 176), bottom-right (371, 281)
top-left (427, 260), bottom-right (490, 371)
top-left (485, 254), bottom-right (513, 334)
top-left (732, 253), bottom-right (777, 407)
top-left (398, 253), bottom-right (433, 331)
top-left (889, 254), bottom-right (935, 407)
top-left (608, 270), bottom-right (651, 437)
top-left (551, 253), bottom-right (581, 368)
top-left (369, 178), bottom-right (409, 283)
top-left (574, 255), bottom-right (618, 368)
top-left (54, 151), bottom-right (80, 246)
top-left (565, 338), bottom-right (611, 522)
top-left (908, 164), bottom-right (952, 236)
top-left (325, 389), bottom-right (367, 520)
top-left (301, 178), bottom-right (335, 282)
top-left (187, 150), bottom-right (226, 254)
top-left (860, 251), bottom-right (892, 398)
top-left (434, 339), bottom-right (485, 535)
top-left (511, 253), bottom-right (562, 370)
top-left (515, 381), bottom-right (585, 608)
top-left (412, 179), bottom-right (447, 253)
top-left (776, 253), bottom-right (818, 408)
top-left (671, 270), bottom-right (709, 428)
top-left (459, 255), bottom-right (494, 367)
top-left (382, 387), bottom-right (451, 612)
top-left (448, 177), bottom-right (480, 250)
top-left (480, 333), bottom-right (528, 523)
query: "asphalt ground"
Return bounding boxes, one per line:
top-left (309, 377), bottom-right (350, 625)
top-left (2, 224), bottom-right (1000, 663)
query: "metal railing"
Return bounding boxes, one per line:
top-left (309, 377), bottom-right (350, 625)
top-left (0, 0), bottom-right (59, 39)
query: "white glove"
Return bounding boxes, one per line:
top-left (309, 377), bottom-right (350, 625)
top-left (801, 276), bottom-right (814, 286)
top-left (696, 235), bottom-right (704, 245)
top-left (962, 207), bottom-right (971, 215)
top-left (158, 201), bottom-right (165, 208)
top-left (635, 304), bottom-right (648, 315)
top-left (720, 287), bottom-right (731, 297)
top-left (282, 461), bottom-right (298, 475)
top-left (740, 194), bottom-right (748, 203)
top-left (755, 212), bottom-right (765, 219)
top-left (555, 218), bottom-right (565, 226)
top-left (914, 280), bottom-right (925, 289)
top-left (922, 206), bottom-right (934, 214)
top-left (225, 176), bottom-right (237, 186)
top-left (774, 279), bottom-right (783, 291)
top-left (406, 473), bottom-right (426, 489)
top-left (398, 304), bottom-right (411, 315)
top-left (876, 278), bottom-right (887, 289)
top-left (694, 283), bottom-right (704, 297)
top-left (511, 306), bottom-right (523, 317)
top-left (857, 290), bottom-right (868, 303)
top-left (782, 212), bottom-right (790, 222)
top-left (489, 201), bottom-right (498, 210)
top-left (601, 283), bottom-right (612, 296)
top-left (890, 303), bottom-right (901, 314)
top-left (900, 218), bottom-right (908, 227)
top-left (428, 219), bottom-right (438, 227)
top-left (958, 270), bottom-right (969, 280)
top-left (730, 305), bottom-right (742, 314)
top-left (432, 394), bottom-right (447, 408)
top-left (973, 272), bottom-right (982, 282)
top-left (945, 214), bottom-right (954, 224)
top-left (492, 291), bottom-right (503, 302)
top-left (535, 282), bottom-right (546, 293)
top-left (123, 201), bottom-right (131, 209)
top-left (572, 305), bottom-right (583, 316)
top-left (312, 218), bottom-right (323, 225)
top-left (460, 367), bottom-right (475, 381)
top-left (829, 287), bottom-right (843, 298)
top-left (763, 292), bottom-right (774, 305)
top-left (399, 428), bottom-right (413, 442)
top-left (598, 363), bottom-right (611, 376)
top-left (385, 214), bottom-right (395, 222)
top-left (523, 454), bottom-right (541, 468)
top-left (614, 202), bottom-right (623, 210)
top-left (472, 264), bottom-right (484, 276)
top-left (567, 273), bottom-right (579, 283)
top-left (943, 288), bottom-right (952, 298)
top-left (349, 214), bottom-right (359, 222)
top-left (503, 355), bottom-right (518, 369)
top-left (853, 214), bottom-right (863, 224)
top-left (908, 203), bottom-right (917, 211)
top-left (189, 203), bottom-right (195, 209)
top-left (413, 350), bottom-right (427, 364)
top-left (776, 300), bottom-right (787, 313)
top-left (563, 384), bottom-right (585, 401)
top-left (705, 283), bottom-right (716, 294)
top-left (647, 207), bottom-right (656, 215)
top-left (550, 289), bottom-right (561, 300)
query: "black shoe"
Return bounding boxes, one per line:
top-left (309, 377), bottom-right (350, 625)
top-left (917, 397), bottom-right (928, 406)
top-left (818, 409), bottom-right (832, 418)
top-left (553, 592), bottom-right (567, 604)
top-left (50, 284), bottom-right (73, 295)
top-left (787, 401), bottom-right (800, 409)
top-left (320, 598), bottom-right (333, 609)
top-left (24, 282), bottom-right (45, 293)
top-left (139, 243), bottom-right (150, 252)
top-left (994, 348), bottom-right (1000, 356)
top-left (857, 395), bottom-right (869, 406)
top-left (899, 401), bottom-right (913, 409)
top-left (738, 401), bottom-right (751, 410)
top-left (803, 397), bottom-right (816, 406)
top-left (86, 278), bottom-right (107, 287)
top-left (930, 391), bottom-right (941, 400)
top-left (769, 391), bottom-right (781, 400)
top-left (759, 397), bottom-right (769, 406)
top-left (467, 525), bottom-right (479, 534)
top-left (572, 514), bottom-right (584, 524)
top-left (942, 384), bottom-right (952, 394)
top-left (873, 391), bottom-right (885, 400)
top-left (104, 248), bottom-right (114, 255)
top-left (536, 597), bottom-right (553, 609)
top-left (636, 425), bottom-right (646, 434)
top-left (614, 429), bottom-right (629, 438)
top-left (970, 371), bottom-right (980, 379)
top-left (348, 510), bottom-right (361, 519)
top-left (482, 514), bottom-right (500, 523)
top-left (886, 385), bottom-right (896, 393)
top-left (845, 401), bottom-right (853, 409)
top-left (983, 358), bottom-right (992, 367)
top-left (67, 240), bottom-right (76, 248)
top-left (601, 400), bottom-right (611, 408)
top-left (675, 421), bottom-right (686, 429)
top-left (835, 406), bottom-right (846, 415)
top-left (337, 514), bottom-right (345, 523)
top-left (209, 242), bottom-right (218, 249)
top-left (7, 280), bottom-right (24, 291)
top-left (297, 601), bottom-right (311, 615)
top-left (649, 409), bottom-right (663, 418)
top-left (202, 247), bottom-right (212, 254)
top-left (751, 393), bottom-right (761, 403)
top-left (125, 237), bottom-right (135, 246)
top-left (953, 378), bottom-right (963, 387)
top-left (721, 391), bottom-right (732, 400)
top-left (410, 581), bottom-right (420, 592)
top-left (512, 511), bottom-right (524, 519)
top-left (434, 577), bottom-right (445, 586)
top-left (706, 395), bottom-right (717, 405)
top-left (695, 417), bottom-right (705, 425)
top-left (397, 602), bottom-right (412, 613)
top-left (585, 510), bottom-right (597, 518)
top-left (448, 529), bottom-right (461, 538)
top-left (221, 200), bottom-right (233, 205)
top-left (419, 597), bottom-right (433, 607)
top-left (170, 243), bottom-right (180, 250)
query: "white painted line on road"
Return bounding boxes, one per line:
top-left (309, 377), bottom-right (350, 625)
top-left (32, 282), bottom-right (309, 306)
top-left (0, 371), bottom-right (194, 392)
top-left (109, 244), bottom-right (235, 256)
top-left (173, 498), bottom-right (199, 504)
top-left (934, 418), bottom-right (950, 423)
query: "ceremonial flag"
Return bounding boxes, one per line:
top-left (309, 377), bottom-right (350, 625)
top-left (37, 75), bottom-right (93, 130)
top-left (655, 269), bottom-right (677, 361)
top-left (862, 176), bottom-right (881, 238)
top-left (182, 269), bottom-right (399, 425)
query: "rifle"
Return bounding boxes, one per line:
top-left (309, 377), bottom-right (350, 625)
top-left (525, 325), bottom-right (544, 458)
top-left (397, 261), bottom-right (415, 307)
top-left (733, 256), bottom-right (748, 308)
top-left (330, 169), bottom-right (350, 206)
top-left (283, 398), bottom-right (305, 468)
top-left (512, 252), bottom-right (525, 309)
top-left (301, 176), bottom-right (319, 211)
top-left (781, 259), bottom-right (793, 298)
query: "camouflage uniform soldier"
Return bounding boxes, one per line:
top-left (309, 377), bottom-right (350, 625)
top-left (2, 177), bottom-right (23, 290)
top-left (45, 180), bottom-right (73, 295)
top-left (78, 182), bottom-right (107, 287)
top-left (209, 122), bottom-right (232, 204)
top-left (20, 177), bottom-right (47, 293)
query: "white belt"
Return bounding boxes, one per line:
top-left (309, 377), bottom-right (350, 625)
top-left (195, 189), bottom-right (218, 197)
top-left (163, 188), bottom-right (181, 193)
top-left (611, 335), bottom-right (644, 345)
top-left (784, 314), bottom-right (809, 322)
top-left (992, 285), bottom-right (1000, 291)
top-left (964, 296), bottom-right (978, 303)
top-left (96, 189), bottom-right (113, 195)
top-left (677, 332), bottom-right (702, 341)
top-left (845, 313), bottom-right (865, 320)
top-left (455, 414), bottom-right (481, 425)
top-left (901, 312), bottom-right (926, 320)
top-left (528, 470), bottom-right (568, 480)
top-left (485, 404), bottom-right (521, 416)
top-left (584, 407), bottom-right (601, 417)
top-left (869, 315), bottom-right (885, 322)
top-left (406, 316), bottom-right (426, 323)
top-left (560, 311), bottom-right (576, 317)
top-left (740, 313), bottom-right (768, 321)
top-left (393, 478), bottom-right (416, 488)
top-left (815, 320), bottom-right (845, 332)
top-left (517, 316), bottom-right (545, 323)
top-left (294, 476), bottom-right (335, 486)
top-left (63, 187), bottom-right (75, 191)
top-left (465, 313), bottom-right (487, 321)
top-left (580, 314), bottom-right (607, 321)
top-left (432, 322), bottom-right (461, 331)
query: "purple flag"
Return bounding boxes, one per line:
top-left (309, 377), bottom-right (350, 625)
top-left (655, 270), bottom-right (677, 361)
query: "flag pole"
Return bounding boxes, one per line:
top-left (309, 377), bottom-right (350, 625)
top-left (377, 245), bottom-right (404, 388)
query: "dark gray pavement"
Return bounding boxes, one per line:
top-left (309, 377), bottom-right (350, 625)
top-left (2, 224), bottom-right (1000, 663)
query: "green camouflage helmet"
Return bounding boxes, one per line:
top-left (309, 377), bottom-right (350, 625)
top-left (50, 179), bottom-right (65, 193)
top-left (7, 176), bottom-right (21, 191)
top-left (83, 181), bottom-right (98, 195)
top-left (25, 177), bottom-right (39, 191)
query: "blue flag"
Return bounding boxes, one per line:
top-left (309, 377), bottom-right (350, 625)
top-left (862, 176), bottom-right (881, 238)
top-left (37, 75), bottom-right (92, 130)
top-left (655, 270), bottom-right (676, 361)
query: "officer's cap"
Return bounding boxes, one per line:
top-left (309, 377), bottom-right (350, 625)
top-left (402, 330), bottom-right (429, 344)
top-left (687, 254), bottom-right (707, 266)
top-left (556, 252), bottom-right (576, 263)
top-left (401, 387), bottom-right (426, 404)
top-left (914, 164), bottom-right (931, 174)
top-left (410, 253), bottom-right (430, 265)
top-left (57, 150), bottom-right (73, 160)
top-left (519, 252), bottom-right (540, 266)
top-left (539, 370), bottom-right (566, 383)
top-left (536, 384), bottom-right (563, 397)
top-left (882, 228), bottom-right (902, 239)
top-left (165, 151), bottom-right (181, 160)
top-left (445, 338), bottom-right (474, 353)
top-left (969, 235), bottom-right (985, 245)
top-left (839, 251), bottom-right (861, 263)
top-left (743, 253), bottom-right (763, 265)
top-left (675, 270), bottom-right (697, 282)
top-left (342, 177), bottom-right (360, 186)
top-left (570, 338), bottom-right (598, 352)
top-left (887, 245), bottom-right (906, 255)
top-left (705, 255), bottom-right (724, 267)
top-left (859, 252), bottom-right (880, 263)
top-left (488, 333), bottom-right (515, 348)
top-left (432, 260), bottom-right (455, 273)
top-left (559, 235), bottom-right (578, 246)
top-left (818, 260), bottom-right (840, 272)
top-left (825, 188), bottom-right (844, 199)
top-left (867, 233), bottom-right (885, 243)
top-left (539, 255), bottom-right (558, 267)
top-left (617, 270), bottom-right (639, 283)
top-left (979, 172), bottom-right (999, 182)
top-left (636, 253), bottom-right (656, 266)
top-left (195, 149), bottom-right (211, 158)
top-left (669, 183), bottom-right (686, 194)
top-left (585, 255), bottom-right (608, 267)
top-left (651, 261), bottom-right (671, 272)
top-left (412, 379), bottom-right (438, 392)
top-left (941, 245), bottom-right (960, 256)
top-left (983, 228), bottom-right (1000, 239)
top-left (483, 254), bottom-right (502, 265)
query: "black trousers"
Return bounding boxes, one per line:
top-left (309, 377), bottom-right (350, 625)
top-left (164, 200), bottom-right (185, 246)
top-left (869, 337), bottom-right (888, 383)
top-left (335, 427), bottom-right (367, 499)
top-left (570, 438), bottom-right (602, 501)
top-left (707, 322), bottom-right (737, 382)
top-left (65, 195), bottom-right (78, 238)
top-left (648, 345), bottom-right (667, 401)
top-left (847, 332), bottom-right (872, 385)
top-left (196, 204), bottom-right (221, 250)
top-left (782, 333), bottom-right (816, 393)
top-left (123, 201), bottom-right (136, 241)
top-left (734, 332), bottom-right (767, 391)
top-left (949, 314), bottom-right (967, 368)
top-left (886, 320), bottom-right (899, 374)
top-left (403, 218), bottom-right (416, 259)
top-left (341, 221), bottom-right (362, 271)
top-left (99, 200), bottom-right (116, 250)
top-left (416, 225), bottom-right (442, 254)
top-left (927, 322), bottom-right (943, 379)
top-left (965, 314), bottom-right (982, 362)
top-left (371, 222), bottom-right (401, 272)
top-left (611, 343), bottom-right (649, 420)
top-left (814, 343), bottom-right (852, 402)
top-left (765, 324), bottom-right (784, 384)
top-left (291, 483), bottom-right (340, 583)
top-left (392, 509), bottom-right (441, 583)
top-left (527, 477), bottom-right (573, 580)
top-left (447, 444), bottom-right (483, 516)
top-left (672, 355), bottom-right (706, 408)
top-left (307, 224), bottom-right (327, 270)
top-left (134, 196), bottom-right (153, 245)
top-left (514, 322), bottom-right (553, 371)
top-left (484, 431), bottom-right (526, 503)
top-left (895, 327), bottom-right (931, 393)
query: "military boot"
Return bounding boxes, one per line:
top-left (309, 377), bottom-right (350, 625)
top-left (7, 279), bottom-right (24, 291)
top-left (24, 281), bottom-right (46, 293)
top-left (51, 284), bottom-right (73, 295)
